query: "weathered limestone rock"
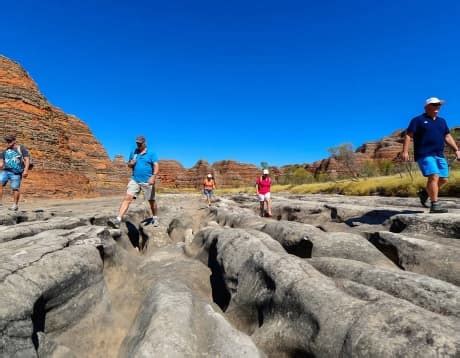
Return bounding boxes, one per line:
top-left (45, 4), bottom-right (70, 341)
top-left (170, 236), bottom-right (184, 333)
top-left (120, 247), bottom-right (263, 357)
top-left (0, 217), bottom-right (86, 243)
top-left (368, 231), bottom-right (460, 286)
top-left (206, 206), bottom-right (396, 268)
top-left (390, 212), bottom-right (460, 238)
top-left (309, 257), bottom-right (460, 318)
top-left (0, 226), bottom-right (111, 357)
top-left (189, 226), bottom-right (460, 357)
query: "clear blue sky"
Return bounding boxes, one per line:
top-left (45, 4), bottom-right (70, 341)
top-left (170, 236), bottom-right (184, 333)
top-left (1, 0), bottom-right (459, 167)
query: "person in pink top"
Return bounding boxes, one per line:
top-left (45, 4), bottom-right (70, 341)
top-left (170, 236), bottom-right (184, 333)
top-left (256, 169), bottom-right (272, 217)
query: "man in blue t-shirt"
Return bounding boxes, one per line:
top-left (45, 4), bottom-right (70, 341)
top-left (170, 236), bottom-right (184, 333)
top-left (108, 135), bottom-right (159, 228)
top-left (402, 97), bottom-right (460, 213)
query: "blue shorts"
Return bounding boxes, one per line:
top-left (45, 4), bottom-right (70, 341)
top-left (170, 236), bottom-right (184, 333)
top-left (203, 189), bottom-right (213, 198)
top-left (417, 156), bottom-right (449, 178)
top-left (1, 171), bottom-right (22, 190)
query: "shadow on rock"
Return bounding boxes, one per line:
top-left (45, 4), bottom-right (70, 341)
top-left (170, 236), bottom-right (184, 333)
top-left (344, 209), bottom-right (423, 227)
top-left (125, 221), bottom-right (140, 250)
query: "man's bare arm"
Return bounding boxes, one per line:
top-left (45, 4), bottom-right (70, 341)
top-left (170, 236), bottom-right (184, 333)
top-left (445, 133), bottom-right (460, 159)
top-left (402, 133), bottom-right (412, 161)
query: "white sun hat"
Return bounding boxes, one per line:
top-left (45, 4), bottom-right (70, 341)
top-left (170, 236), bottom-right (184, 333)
top-left (425, 97), bottom-right (445, 105)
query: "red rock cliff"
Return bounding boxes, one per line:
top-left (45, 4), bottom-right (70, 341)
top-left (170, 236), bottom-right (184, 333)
top-left (0, 56), bottom-right (129, 198)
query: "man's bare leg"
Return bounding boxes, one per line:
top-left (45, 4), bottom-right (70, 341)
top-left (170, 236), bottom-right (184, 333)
top-left (266, 198), bottom-right (272, 217)
top-left (149, 200), bottom-right (157, 217)
top-left (118, 194), bottom-right (135, 219)
top-left (426, 175), bottom-right (440, 202)
top-left (13, 190), bottom-right (20, 206)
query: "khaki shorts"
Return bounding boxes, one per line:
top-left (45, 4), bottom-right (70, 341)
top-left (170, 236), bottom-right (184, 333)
top-left (127, 180), bottom-right (155, 200)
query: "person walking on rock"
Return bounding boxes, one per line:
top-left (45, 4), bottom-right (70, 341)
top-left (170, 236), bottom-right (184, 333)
top-left (402, 97), bottom-right (460, 213)
top-left (203, 173), bottom-right (216, 207)
top-left (108, 135), bottom-right (159, 228)
top-left (0, 134), bottom-right (30, 211)
top-left (256, 169), bottom-right (272, 217)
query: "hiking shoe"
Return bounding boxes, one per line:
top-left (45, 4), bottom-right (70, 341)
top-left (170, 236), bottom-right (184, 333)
top-left (8, 204), bottom-right (18, 211)
top-left (430, 202), bottom-right (448, 214)
top-left (417, 188), bottom-right (429, 208)
top-left (152, 216), bottom-right (159, 227)
top-left (107, 217), bottom-right (121, 229)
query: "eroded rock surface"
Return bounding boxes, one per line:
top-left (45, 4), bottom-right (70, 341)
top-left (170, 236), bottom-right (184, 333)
top-left (1, 193), bottom-right (460, 357)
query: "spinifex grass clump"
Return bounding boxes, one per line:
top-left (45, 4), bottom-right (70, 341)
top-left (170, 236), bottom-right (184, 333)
top-left (288, 170), bottom-right (460, 197)
top-left (215, 170), bottom-right (460, 197)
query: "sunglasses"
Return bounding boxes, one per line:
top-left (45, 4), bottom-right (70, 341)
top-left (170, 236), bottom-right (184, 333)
top-left (429, 103), bottom-right (441, 107)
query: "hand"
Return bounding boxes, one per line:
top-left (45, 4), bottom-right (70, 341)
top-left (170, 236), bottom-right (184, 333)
top-left (128, 159), bottom-right (136, 168)
top-left (401, 151), bottom-right (410, 162)
top-left (148, 176), bottom-right (156, 185)
top-left (22, 170), bottom-right (28, 178)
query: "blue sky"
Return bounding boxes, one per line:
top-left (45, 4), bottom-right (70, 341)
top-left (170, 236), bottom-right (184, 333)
top-left (1, 0), bottom-right (460, 167)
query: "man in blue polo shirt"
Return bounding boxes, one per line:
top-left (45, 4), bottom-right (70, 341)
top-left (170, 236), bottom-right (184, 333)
top-left (108, 135), bottom-right (159, 228)
top-left (402, 97), bottom-right (460, 213)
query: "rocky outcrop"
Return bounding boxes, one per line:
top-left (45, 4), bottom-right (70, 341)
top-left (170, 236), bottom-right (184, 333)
top-left (0, 226), bottom-right (112, 357)
top-left (0, 55), bottom-right (129, 198)
top-left (188, 226), bottom-right (460, 357)
top-left (2, 193), bottom-right (460, 356)
top-left (157, 159), bottom-right (262, 189)
top-left (120, 247), bottom-right (263, 357)
top-left (282, 128), bottom-right (460, 179)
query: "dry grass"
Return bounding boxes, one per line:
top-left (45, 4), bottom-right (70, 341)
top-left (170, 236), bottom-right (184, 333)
top-left (158, 169), bottom-right (460, 197)
top-left (288, 170), bottom-right (460, 197)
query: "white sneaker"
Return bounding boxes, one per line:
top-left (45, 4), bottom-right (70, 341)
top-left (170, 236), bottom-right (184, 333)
top-left (152, 216), bottom-right (159, 227)
top-left (107, 217), bottom-right (121, 229)
top-left (9, 204), bottom-right (18, 211)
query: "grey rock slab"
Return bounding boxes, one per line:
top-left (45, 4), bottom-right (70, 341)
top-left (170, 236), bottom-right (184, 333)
top-left (120, 246), bottom-right (263, 357)
top-left (37, 332), bottom-right (77, 358)
top-left (262, 221), bottom-right (397, 269)
top-left (324, 203), bottom-right (423, 225)
top-left (0, 226), bottom-right (110, 357)
top-left (308, 257), bottom-right (460, 318)
top-left (390, 212), bottom-right (460, 238)
top-left (190, 226), bottom-right (460, 357)
top-left (369, 231), bottom-right (460, 286)
top-left (288, 193), bottom-right (460, 210)
top-left (207, 207), bottom-right (396, 269)
top-left (0, 217), bottom-right (86, 243)
top-left (119, 280), bottom-right (264, 358)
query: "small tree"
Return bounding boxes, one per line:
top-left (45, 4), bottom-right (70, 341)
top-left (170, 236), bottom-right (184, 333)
top-left (377, 159), bottom-right (395, 176)
top-left (327, 143), bottom-right (358, 179)
top-left (361, 160), bottom-right (378, 177)
top-left (292, 167), bottom-right (314, 184)
top-left (260, 161), bottom-right (269, 169)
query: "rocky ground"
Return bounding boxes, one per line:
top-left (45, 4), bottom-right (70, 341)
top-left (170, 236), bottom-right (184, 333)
top-left (1, 193), bottom-right (460, 357)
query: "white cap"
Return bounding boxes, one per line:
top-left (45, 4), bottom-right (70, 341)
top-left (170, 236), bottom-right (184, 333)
top-left (207, 173), bottom-right (212, 178)
top-left (262, 169), bottom-right (269, 175)
top-left (425, 97), bottom-right (445, 106)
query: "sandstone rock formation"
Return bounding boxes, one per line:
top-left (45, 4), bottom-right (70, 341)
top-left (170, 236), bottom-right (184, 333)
top-left (282, 127), bottom-right (460, 179)
top-left (0, 55), bottom-right (129, 198)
